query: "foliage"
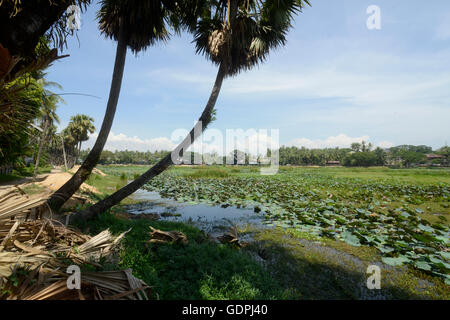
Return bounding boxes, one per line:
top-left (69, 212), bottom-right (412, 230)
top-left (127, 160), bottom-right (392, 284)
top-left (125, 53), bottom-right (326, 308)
top-left (343, 150), bottom-right (379, 167)
top-left (279, 145), bottom-right (350, 166)
top-left (0, 0), bottom-right (91, 55)
top-left (0, 75), bottom-right (43, 165)
top-left (142, 166), bottom-right (450, 283)
top-left (183, 167), bottom-right (230, 178)
top-left (79, 149), bottom-right (171, 165)
top-left (194, 0), bottom-right (311, 76)
top-left (97, 0), bottom-right (188, 53)
top-left (73, 165), bottom-right (450, 299)
top-left (62, 114), bottom-right (95, 157)
top-left (279, 142), bottom-right (445, 168)
top-left (75, 212), bottom-right (289, 299)
top-left (81, 142), bottom-right (449, 168)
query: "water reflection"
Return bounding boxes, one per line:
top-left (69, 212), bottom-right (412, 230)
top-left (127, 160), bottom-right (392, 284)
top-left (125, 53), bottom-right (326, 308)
top-left (125, 188), bottom-right (264, 235)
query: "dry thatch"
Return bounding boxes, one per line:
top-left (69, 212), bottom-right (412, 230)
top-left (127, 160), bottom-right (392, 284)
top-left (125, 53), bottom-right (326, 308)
top-left (149, 226), bottom-right (188, 245)
top-left (217, 222), bottom-right (246, 248)
top-left (0, 187), bottom-right (150, 300)
top-left (6, 268), bottom-right (150, 300)
top-left (0, 186), bottom-right (50, 221)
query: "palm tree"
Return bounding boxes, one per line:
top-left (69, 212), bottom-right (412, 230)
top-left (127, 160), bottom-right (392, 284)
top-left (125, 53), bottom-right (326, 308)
top-left (65, 114), bottom-right (96, 161)
top-left (48, 0), bottom-right (192, 210)
top-left (33, 77), bottom-right (64, 178)
top-left (74, 0), bottom-right (311, 221)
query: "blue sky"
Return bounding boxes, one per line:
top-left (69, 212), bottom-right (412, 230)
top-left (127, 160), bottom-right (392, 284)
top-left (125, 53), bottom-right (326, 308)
top-left (48, 0), bottom-right (450, 152)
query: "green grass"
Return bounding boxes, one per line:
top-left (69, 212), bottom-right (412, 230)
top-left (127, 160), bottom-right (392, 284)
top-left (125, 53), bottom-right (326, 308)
top-left (74, 213), bottom-right (292, 300)
top-left (20, 183), bottom-right (46, 195)
top-left (73, 212), bottom-right (449, 300)
top-left (242, 226), bottom-right (449, 299)
top-left (97, 165), bottom-right (148, 177)
top-left (94, 164), bottom-right (450, 184)
top-left (182, 167), bottom-right (231, 178)
top-left (314, 166), bottom-right (450, 184)
top-left (75, 164), bottom-right (450, 298)
top-left (142, 165), bottom-right (449, 283)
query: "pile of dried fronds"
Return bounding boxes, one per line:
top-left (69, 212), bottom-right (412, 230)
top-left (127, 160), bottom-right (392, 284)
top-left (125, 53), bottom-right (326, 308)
top-left (0, 187), bottom-right (150, 300)
top-left (2, 268), bottom-right (150, 300)
top-left (0, 187), bottom-right (49, 222)
top-left (149, 226), bottom-right (188, 245)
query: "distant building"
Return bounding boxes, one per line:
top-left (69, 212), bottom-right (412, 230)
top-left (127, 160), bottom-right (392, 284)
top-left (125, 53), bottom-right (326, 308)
top-left (326, 160), bottom-right (340, 166)
top-left (426, 154), bottom-right (444, 160)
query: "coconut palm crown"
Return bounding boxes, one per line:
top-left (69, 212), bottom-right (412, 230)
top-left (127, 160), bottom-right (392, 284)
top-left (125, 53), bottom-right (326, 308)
top-left (98, 0), bottom-right (203, 53)
top-left (194, 0), bottom-right (310, 76)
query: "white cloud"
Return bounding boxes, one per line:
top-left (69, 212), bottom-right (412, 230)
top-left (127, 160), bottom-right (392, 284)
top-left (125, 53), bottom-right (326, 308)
top-left (107, 45), bottom-right (450, 150)
top-left (286, 133), bottom-right (394, 150)
top-left (287, 133), bottom-right (370, 149)
top-left (222, 65), bottom-right (450, 109)
top-left (83, 128), bottom-right (281, 155)
top-left (187, 128), bottom-right (279, 156)
top-left (83, 132), bottom-right (176, 152)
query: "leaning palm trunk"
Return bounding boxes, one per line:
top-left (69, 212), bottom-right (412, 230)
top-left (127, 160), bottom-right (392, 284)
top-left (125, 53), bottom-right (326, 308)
top-left (71, 63), bottom-right (227, 223)
top-left (48, 26), bottom-right (127, 211)
top-left (33, 119), bottom-right (50, 178)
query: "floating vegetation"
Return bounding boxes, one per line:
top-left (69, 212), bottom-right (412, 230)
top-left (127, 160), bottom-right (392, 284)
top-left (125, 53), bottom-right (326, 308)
top-left (143, 171), bottom-right (450, 284)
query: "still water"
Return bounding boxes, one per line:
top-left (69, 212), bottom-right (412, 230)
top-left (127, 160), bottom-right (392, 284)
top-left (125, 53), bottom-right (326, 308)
top-left (125, 188), bottom-right (264, 235)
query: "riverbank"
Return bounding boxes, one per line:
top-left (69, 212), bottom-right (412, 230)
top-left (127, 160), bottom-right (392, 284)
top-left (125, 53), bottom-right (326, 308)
top-left (1, 165), bottom-right (448, 299)
top-left (77, 165), bottom-right (449, 299)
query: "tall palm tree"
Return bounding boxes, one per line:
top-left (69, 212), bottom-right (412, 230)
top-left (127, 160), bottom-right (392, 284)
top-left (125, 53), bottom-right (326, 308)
top-left (48, 0), bottom-right (192, 210)
top-left (33, 77), bottom-right (64, 177)
top-left (74, 0), bottom-right (311, 222)
top-left (66, 114), bottom-right (95, 161)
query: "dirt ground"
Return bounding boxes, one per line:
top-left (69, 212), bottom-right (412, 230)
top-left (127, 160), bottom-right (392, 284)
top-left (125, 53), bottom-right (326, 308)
top-left (1, 167), bottom-right (106, 209)
top-left (38, 168), bottom-right (99, 194)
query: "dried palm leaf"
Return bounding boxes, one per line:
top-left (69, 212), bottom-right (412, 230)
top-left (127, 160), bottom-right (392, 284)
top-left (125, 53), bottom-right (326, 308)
top-left (149, 226), bottom-right (188, 245)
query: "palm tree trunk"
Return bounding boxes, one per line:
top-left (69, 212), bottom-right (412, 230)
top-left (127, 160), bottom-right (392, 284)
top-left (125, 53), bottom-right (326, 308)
top-left (61, 135), bottom-right (68, 170)
top-left (78, 141), bottom-right (83, 163)
top-left (33, 119), bottom-right (49, 178)
top-left (48, 25), bottom-right (127, 211)
top-left (71, 63), bottom-right (227, 223)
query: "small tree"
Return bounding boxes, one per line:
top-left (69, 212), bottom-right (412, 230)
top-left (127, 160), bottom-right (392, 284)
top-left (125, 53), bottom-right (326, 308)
top-left (351, 142), bottom-right (361, 152)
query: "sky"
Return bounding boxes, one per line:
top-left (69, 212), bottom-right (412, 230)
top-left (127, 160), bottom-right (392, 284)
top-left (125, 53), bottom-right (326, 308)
top-left (47, 0), bottom-right (450, 153)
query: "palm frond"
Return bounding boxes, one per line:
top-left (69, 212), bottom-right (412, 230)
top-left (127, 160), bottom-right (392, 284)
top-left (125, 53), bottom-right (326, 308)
top-left (193, 0), bottom-right (311, 76)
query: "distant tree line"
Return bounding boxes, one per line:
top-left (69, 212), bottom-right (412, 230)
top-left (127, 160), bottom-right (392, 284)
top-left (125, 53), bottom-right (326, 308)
top-left (279, 142), bottom-right (449, 167)
top-left (79, 149), bottom-right (171, 165)
top-left (83, 142), bottom-right (449, 168)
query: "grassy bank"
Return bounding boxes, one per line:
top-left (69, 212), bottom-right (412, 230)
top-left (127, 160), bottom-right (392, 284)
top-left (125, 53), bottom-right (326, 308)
top-left (74, 165), bottom-right (449, 299)
top-left (75, 213), bottom-right (291, 300)
top-left (74, 212), bottom-right (449, 299)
